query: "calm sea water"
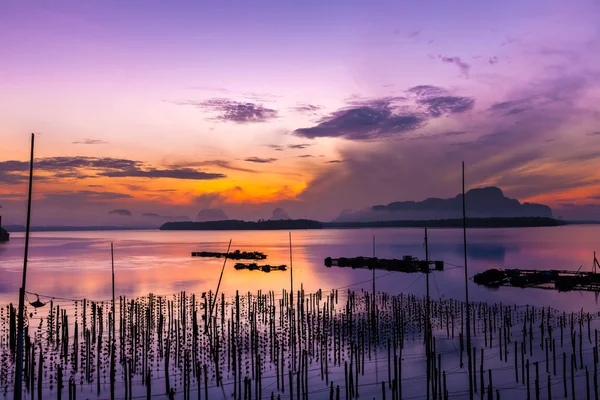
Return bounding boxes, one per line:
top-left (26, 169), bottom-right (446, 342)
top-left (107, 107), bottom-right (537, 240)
top-left (1, 226), bottom-right (599, 310)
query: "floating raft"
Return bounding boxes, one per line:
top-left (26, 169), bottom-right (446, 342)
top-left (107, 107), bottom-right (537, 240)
top-left (191, 249), bottom-right (267, 260)
top-left (324, 256), bottom-right (444, 273)
top-left (473, 268), bottom-right (600, 292)
top-left (234, 263), bottom-right (287, 272)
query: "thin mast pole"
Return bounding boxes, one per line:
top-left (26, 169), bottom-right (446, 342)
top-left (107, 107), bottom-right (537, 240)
top-left (14, 133), bottom-right (35, 400)
top-left (463, 161), bottom-right (473, 400)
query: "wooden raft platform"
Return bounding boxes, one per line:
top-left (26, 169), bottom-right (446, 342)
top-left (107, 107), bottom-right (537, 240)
top-left (191, 250), bottom-right (267, 260)
top-left (324, 256), bottom-right (444, 273)
top-left (234, 263), bottom-right (287, 272)
top-left (473, 268), bottom-right (600, 292)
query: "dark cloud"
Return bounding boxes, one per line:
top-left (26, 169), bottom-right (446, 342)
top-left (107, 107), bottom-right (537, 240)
top-left (264, 144), bottom-right (285, 151)
top-left (293, 104), bottom-right (322, 114)
top-left (41, 191), bottom-right (133, 204)
top-left (288, 144), bottom-right (312, 149)
top-left (587, 131), bottom-right (600, 136)
top-left (87, 184), bottom-right (104, 188)
top-left (169, 160), bottom-right (257, 173)
top-left (407, 85), bottom-right (449, 98)
top-left (183, 98), bottom-right (278, 123)
top-left (294, 101), bottom-right (425, 140)
top-left (489, 99), bottom-right (532, 116)
top-left (294, 89), bottom-right (475, 141)
top-left (298, 155), bottom-right (314, 158)
top-left (419, 96), bottom-right (475, 117)
top-left (489, 56), bottom-right (499, 65)
top-left (439, 55), bottom-right (471, 78)
top-left (326, 160), bottom-right (345, 164)
top-left (99, 167), bottom-right (225, 180)
top-left (0, 157), bottom-right (226, 182)
top-left (244, 157), bottom-right (277, 163)
top-left (108, 209), bottom-right (133, 217)
top-left (72, 139), bottom-right (108, 145)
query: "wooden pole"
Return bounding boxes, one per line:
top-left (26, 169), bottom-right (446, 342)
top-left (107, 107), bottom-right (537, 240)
top-left (14, 133), bottom-right (35, 400)
top-left (462, 161), bottom-right (474, 400)
top-left (207, 239), bottom-right (232, 333)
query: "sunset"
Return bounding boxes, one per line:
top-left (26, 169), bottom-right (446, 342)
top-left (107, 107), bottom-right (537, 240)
top-left (2, 1), bottom-right (600, 399)
top-left (2, 0), bottom-right (600, 226)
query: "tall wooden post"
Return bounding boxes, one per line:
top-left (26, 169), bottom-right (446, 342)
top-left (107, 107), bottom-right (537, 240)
top-left (463, 161), bottom-right (474, 400)
top-left (14, 133), bottom-right (35, 400)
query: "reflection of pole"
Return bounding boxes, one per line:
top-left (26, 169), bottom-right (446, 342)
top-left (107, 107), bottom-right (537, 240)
top-left (372, 235), bottom-right (376, 337)
top-left (463, 161), bottom-right (473, 400)
top-left (15, 133), bottom-right (35, 400)
top-left (425, 228), bottom-right (431, 400)
top-left (111, 242), bottom-right (116, 400)
top-left (289, 232), bottom-right (294, 372)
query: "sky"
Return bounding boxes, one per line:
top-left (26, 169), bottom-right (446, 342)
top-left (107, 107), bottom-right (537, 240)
top-left (1, 0), bottom-right (600, 225)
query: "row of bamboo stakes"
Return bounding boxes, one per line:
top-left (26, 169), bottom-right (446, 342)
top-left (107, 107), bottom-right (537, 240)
top-left (1, 288), bottom-right (600, 399)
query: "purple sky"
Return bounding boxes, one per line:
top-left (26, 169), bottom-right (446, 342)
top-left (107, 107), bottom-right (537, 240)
top-left (1, 0), bottom-right (600, 225)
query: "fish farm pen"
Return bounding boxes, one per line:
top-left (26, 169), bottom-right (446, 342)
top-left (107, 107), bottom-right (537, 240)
top-left (2, 287), bottom-right (600, 399)
top-left (325, 256), bottom-right (444, 273)
top-left (474, 269), bottom-right (600, 292)
top-left (191, 250), bottom-right (267, 260)
top-left (234, 263), bottom-right (287, 272)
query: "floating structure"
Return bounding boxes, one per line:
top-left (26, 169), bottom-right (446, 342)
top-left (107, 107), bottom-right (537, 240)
top-left (324, 255), bottom-right (444, 273)
top-left (191, 249), bottom-right (267, 260)
top-left (0, 215), bottom-right (8, 243)
top-left (473, 268), bottom-right (600, 292)
top-left (234, 262), bottom-right (287, 272)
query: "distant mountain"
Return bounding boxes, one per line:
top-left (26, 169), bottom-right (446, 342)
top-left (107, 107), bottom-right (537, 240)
top-left (161, 219), bottom-right (323, 231)
top-left (335, 187), bottom-right (553, 222)
top-left (196, 208), bottom-right (229, 222)
top-left (108, 209), bottom-right (133, 217)
top-left (142, 213), bottom-right (191, 221)
top-left (271, 208), bottom-right (291, 220)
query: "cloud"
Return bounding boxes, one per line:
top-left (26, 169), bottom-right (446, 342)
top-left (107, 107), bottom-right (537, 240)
top-left (489, 56), bottom-right (499, 65)
top-left (108, 209), bottom-right (133, 217)
top-left (72, 139), bottom-right (108, 145)
top-left (169, 160), bottom-right (257, 173)
top-left (439, 55), bottom-right (471, 78)
top-left (326, 160), bottom-right (345, 164)
top-left (41, 190), bottom-right (133, 204)
top-left (294, 100), bottom-right (425, 140)
top-left (293, 104), bottom-right (322, 114)
top-left (182, 98), bottom-right (278, 123)
top-left (288, 144), bottom-right (312, 150)
top-left (264, 144), bottom-right (285, 151)
top-left (489, 99), bottom-right (532, 116)
top-left (587, 131), bottom-right (600, 136)
top-left (244, 157), bottom-right (277, 163)
top-left (99, 168), bottom-right (225, 180)
top-left (298, 155), bottom-right (314, 158)
top-left (407, 85), bottom-right (449, 97)
top-left (419, 96), bottom-right (475, 117)
top-left (0, 157), bottom-right (226, 183)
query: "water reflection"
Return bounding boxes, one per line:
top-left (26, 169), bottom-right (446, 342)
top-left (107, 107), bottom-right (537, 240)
top-left (0, 226), bottom-right (599, 311)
